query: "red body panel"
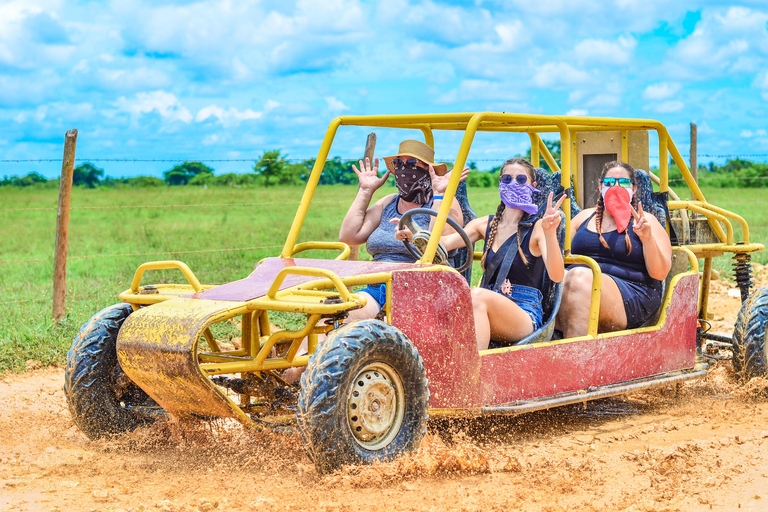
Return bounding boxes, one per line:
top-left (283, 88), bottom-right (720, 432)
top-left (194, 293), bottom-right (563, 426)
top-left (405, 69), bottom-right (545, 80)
top-left (390, 270), bottom-right (481, 408)
top-left (393, 271), bottom-right (699, 409)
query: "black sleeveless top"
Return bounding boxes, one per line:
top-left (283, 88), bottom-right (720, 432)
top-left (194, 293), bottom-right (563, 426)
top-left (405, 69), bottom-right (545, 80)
top-left (482, 216), bottom-right (546, 290)
top-left (571, 212), bottom-right (660, 287)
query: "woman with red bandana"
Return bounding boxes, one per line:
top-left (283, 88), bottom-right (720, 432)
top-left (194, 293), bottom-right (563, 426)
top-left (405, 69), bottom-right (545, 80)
top-left (397, 157), bottom-right (565, 351)
top-left (339, 139), bottom-right (466, 321)
top-left (557, 161), bottom-right (672, 337)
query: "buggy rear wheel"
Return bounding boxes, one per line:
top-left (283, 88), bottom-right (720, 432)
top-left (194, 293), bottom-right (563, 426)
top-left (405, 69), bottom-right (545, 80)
top-left (297, 320), bottom-right (429, 473)
top-left (732, 287), bottom-right (768, 382)
top-left (64, 303), bottom-right (162, 439)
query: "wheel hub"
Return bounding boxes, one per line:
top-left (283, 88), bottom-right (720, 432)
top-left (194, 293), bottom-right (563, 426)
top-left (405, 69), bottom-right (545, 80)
top-left (347, 363), bottom-right (404, 450)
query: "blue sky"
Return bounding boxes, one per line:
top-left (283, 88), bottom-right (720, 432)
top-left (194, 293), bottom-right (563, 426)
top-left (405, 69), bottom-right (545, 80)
top-left (2, 0), bottom-right (768, 178)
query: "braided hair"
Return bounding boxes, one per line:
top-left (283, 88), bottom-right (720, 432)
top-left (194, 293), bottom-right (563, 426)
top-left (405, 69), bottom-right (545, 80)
top-left (480, 158), bottom-right (536, 268)
top-left (594, 160), bottom-right (637, 255)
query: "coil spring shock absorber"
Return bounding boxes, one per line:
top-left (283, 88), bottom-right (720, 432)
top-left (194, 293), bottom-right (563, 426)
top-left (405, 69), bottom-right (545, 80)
top-left (733, 252), bottom-right (753, 303)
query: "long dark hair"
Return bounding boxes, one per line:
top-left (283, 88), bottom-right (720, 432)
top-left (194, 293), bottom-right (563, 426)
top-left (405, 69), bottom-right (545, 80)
top-left (480, 158), bottom-right (536, 268)
top-left (595, 160), bottom-right (637, 255)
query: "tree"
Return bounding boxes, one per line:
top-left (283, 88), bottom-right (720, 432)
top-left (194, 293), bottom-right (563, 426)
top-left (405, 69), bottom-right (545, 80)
top-left (253, 150), bottom-right (288, 187)
top-left (73, 163), bottom-right (104, 188)
top-left (163, 161), bottom-right (214, 186)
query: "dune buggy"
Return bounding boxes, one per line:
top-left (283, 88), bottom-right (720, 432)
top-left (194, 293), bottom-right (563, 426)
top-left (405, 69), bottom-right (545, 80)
top-left (65, 113), bottom-right (765, 473)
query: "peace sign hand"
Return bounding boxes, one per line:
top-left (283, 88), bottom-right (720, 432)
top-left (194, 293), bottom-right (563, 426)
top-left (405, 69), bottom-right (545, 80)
top-left (352, 157), bottom-right (390, 194)
top-left (541, 191), bottom-right (565, 234)
top-left (631, 202), bottom-right (652, 242)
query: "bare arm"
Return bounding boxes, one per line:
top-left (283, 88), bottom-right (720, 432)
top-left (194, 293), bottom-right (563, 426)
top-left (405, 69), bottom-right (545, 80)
top-left (530, 192), bottom-right (565, 283)
top-left (631, 203), bottom-right (672, 281)
top-left (338, 157), bottom-right (393, 245)
top-left (440, 215), bottom-right (488, 251)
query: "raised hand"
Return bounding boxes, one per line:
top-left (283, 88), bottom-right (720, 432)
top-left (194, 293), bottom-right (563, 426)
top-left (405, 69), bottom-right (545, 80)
top-left (541, 191), bottom-right (565, 233)
top-left (428, 165), bottom-right (470, 196)
top-left (352, 157), bottom-right (390, 194)
top-left (631, 202), bottom-right (652, 241)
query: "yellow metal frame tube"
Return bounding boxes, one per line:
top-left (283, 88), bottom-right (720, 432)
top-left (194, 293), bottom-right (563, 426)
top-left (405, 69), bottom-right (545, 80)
top-left (699, 257), bottom-right (713, 320)
top-left (266, 266), bottom-right (353, 302)
top-left (290, 241), bottom-right (351, 260)
top-left (672, 201), bottom-right (750, 243)
top-left (129, 260), bottom-right (203, 293)
top-left (535, 133), bottom-right (561, 173)
top-left (529, 133), bottom-right (540, 168)
top-left (564, 254), bottom-right (602, 337)
top-left (671, 203), bottom-right (732, 244)
top-left (256, 314), bottom-right (321, 366)
top-left (282, 117), bottom-right (342, 257)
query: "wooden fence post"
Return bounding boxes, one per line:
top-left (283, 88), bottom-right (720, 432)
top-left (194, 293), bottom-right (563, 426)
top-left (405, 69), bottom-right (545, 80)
top-left (52, 129), bottom-right (78, 322)
top-left (349, 132), bottom-right (377, 261)
top-left (690, 122), bottom-right (698, 184)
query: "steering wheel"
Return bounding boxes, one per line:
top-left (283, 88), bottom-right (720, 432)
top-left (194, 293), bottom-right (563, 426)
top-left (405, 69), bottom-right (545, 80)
top-left (398, 208), bottom-right (474, 273)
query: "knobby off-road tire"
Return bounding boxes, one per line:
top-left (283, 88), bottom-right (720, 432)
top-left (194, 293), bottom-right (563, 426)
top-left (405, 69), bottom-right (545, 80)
top-left (64, 303), bottom-right (158, 439)
top-left (297, 320), bottom-right (429, 473)
top-left (732, 287), bottom-right (768, 382)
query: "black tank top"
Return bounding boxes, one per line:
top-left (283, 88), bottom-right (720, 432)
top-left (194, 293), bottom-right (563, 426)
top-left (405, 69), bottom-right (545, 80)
top-left (483, 216), bottom-right (545, 290)
top-left (571, 212), bottom-right (660, 287)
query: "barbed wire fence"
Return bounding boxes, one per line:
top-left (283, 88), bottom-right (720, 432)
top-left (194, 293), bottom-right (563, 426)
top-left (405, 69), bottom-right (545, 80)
top-left (2, 149), bottom-right (768, 312)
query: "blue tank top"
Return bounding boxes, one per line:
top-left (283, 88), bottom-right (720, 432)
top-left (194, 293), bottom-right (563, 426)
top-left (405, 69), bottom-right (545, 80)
top-left (483, 216), bottom-right (546, 290)
top-left (366, 196), bottom-right (435, 263)
top-left (571, 212), bottom-right (660, 287)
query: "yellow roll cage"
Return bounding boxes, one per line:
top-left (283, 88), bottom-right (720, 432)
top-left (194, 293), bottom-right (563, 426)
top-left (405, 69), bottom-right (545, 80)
top-left (279, 112), bottom-right (764, 333)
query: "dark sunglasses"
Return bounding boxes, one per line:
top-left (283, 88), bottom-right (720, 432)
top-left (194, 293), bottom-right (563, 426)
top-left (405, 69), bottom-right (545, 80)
top-left (602, 177), bottom-right (632, 188)
top-left (392, 158), bottom-right (424, 170)
top-left (500, 174), bottom-right (528, 185)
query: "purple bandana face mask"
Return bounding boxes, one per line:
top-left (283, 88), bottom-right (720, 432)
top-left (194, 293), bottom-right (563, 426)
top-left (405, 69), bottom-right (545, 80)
top-left (499, 181), bottom-right (540, 215)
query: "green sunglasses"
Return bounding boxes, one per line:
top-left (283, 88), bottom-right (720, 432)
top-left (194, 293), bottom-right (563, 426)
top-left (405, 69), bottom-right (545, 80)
top-left (602, 177), bottom-right (632, 188)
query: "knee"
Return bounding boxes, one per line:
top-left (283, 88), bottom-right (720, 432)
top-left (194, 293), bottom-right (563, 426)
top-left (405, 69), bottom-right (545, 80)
top-left (470, 287), bottom-right (488, 314)
top-left (563, 267), bottom-right (593, 297)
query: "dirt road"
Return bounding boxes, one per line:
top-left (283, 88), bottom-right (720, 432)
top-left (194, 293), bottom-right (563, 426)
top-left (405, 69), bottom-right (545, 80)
top-left (2, 270), bottom-right (768, 512)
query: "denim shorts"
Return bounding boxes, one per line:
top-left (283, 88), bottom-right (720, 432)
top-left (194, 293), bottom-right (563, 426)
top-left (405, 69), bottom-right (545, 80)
top-left (492, 283), bottom-right (544, 330)
top-left (358, 283), bottom-right (387, 310)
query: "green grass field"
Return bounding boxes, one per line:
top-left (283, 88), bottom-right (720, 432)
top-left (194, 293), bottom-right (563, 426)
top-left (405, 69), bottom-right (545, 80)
top-left (1, 184), bottom-right (765, 373)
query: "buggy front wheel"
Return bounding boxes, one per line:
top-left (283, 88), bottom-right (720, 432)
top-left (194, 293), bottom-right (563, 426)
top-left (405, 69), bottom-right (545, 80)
top-left (297, 320), bottom-right (429, 473)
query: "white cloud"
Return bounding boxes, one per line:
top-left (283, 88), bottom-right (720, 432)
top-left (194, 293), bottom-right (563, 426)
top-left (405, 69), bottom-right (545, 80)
top-left (532, 62), bottom-right (592, 89)
top-left (115, 91), bottom-right (192, 123)
top-left (654, 101), bottom-right (685, 113)
top-left (741, 129), bottom-right (767, 138)
top-left (196, 105), bottom-right (262, 127)
top-left (434, 79), bottom-right (526, 105)
top-left (566, 109), bottom-right (588, 116)
top-left (642, 82), bottom-right (682, 101)
top-left (574, 35), bottom-right (637, 65)
top-left (202, 134), bottom-right (219, 146)
top-left (325, 96), bottom-right (349, 112)
top-left (667, 7), bottom-right (768, 79)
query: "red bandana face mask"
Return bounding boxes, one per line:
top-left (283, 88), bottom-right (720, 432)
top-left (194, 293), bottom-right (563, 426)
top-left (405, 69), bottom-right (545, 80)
top-left (601, 186), bottom-right (634, 233)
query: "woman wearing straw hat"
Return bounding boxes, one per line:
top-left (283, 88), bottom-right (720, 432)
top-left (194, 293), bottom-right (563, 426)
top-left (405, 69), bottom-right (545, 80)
top-left (339, 139), bottom-right (467, 320)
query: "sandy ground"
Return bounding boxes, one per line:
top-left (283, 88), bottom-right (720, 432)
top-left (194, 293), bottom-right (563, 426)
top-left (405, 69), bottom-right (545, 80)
top-left (2, 267), bottom-right (768, 512)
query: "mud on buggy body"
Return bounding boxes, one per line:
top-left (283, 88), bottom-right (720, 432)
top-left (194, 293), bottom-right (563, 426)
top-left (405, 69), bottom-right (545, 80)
top-left (65, 112), bottom-right (765, 473)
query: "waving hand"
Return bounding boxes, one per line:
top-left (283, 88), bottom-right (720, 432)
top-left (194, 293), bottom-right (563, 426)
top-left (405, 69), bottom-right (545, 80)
top-left (352, 157), bottom-right (390, 193)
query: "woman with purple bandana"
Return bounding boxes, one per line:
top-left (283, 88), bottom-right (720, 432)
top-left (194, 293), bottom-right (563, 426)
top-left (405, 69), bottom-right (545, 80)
top-left (397, 157), bottom-right (565, 350)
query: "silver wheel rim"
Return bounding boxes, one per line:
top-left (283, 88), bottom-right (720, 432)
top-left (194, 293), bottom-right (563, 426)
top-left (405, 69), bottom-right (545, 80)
top-left (346, 362), bottom-right (404, 450)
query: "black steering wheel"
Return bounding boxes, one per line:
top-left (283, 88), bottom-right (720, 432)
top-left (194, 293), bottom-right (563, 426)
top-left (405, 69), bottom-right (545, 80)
top-left (398, 208), bottom-right (474, 273)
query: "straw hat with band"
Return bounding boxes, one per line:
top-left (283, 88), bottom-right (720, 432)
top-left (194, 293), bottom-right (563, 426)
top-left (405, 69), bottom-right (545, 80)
top-left (383, 139), bottom-right (448, 176)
